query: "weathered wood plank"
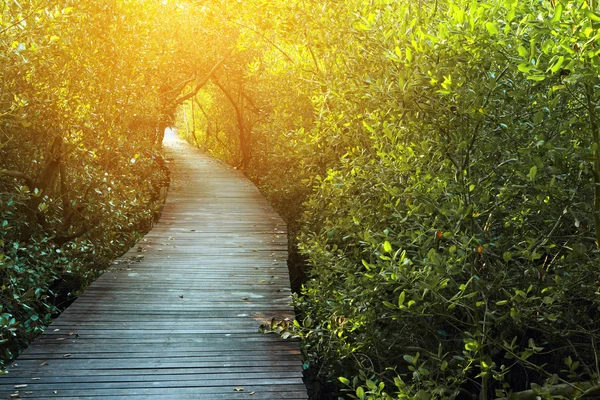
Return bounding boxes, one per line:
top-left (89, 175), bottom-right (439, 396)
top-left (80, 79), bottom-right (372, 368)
top-left (0, 130), bottom-right (306, 399)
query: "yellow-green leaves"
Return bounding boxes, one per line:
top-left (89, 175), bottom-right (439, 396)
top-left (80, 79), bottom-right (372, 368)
top-left (585, 9), bottom-right (600, 22)
top-left (550, 3), bottom-right (563, 23)
top-left (548, 55), bottom-right (565, 73)
top-left (405, 46), bottom-right (413, 62)
top-left (485, 22), bottom-right (499, 35)
top-left (398, 291), bottom-right (406, 308)
top-left (383, 241), bottom-right (392, 253)
top-left (528, 165), bottom-right (537, 181)
top-left (526, 75), bottom-right (546, 81)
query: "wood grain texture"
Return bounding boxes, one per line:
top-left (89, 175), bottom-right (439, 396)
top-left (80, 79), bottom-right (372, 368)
top-left (0, 130), bottom-right (307, 399)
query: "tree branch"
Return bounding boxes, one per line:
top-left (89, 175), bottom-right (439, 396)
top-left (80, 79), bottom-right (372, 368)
top-left (231, 20), bottom-right (295, 64)
top-left (1, 169), bottom-right (34, 190)
top-left (172, 51), bottom-right (233, 106)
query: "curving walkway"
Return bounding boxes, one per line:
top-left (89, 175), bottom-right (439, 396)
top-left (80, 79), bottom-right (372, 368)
top-left (0, 129), bottom-right (307, 399)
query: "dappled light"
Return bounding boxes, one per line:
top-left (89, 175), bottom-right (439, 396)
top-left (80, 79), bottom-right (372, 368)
top-left (2, 0), bottom-right (600, 398)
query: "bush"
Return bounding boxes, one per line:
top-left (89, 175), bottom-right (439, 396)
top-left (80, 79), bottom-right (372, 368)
top-left (257, 0), bottom-right (600, 398)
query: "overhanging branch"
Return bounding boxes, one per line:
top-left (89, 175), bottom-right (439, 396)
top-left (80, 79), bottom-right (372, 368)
top-left (1, 169), bottom-right (34, 190)
top-left (172, 50), bottom-right (233, 106)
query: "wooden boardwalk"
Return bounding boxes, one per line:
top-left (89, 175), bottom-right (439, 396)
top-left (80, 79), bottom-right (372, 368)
top-left (0, 130), bottom-right (307, 399)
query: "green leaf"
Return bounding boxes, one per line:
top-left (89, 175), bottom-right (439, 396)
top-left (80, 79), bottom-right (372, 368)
top-left (361, 259), bottom-right (371, 271)
top-left (441, 360), bottom-right (448, 371)
top-left (356, 386), bottom-right (365, 399)
top-left (507, 8), bottom-right (516, 22)
top-left (383, 241), bottom-right (392, 253)
top-left (528, 165), bottom-right (538, 181)
top-left (362, 120), bottom-right (375, 133)
top-left (485, 22), bottom-right (499, 35)
top-left (550, 3), bottom-right (563, 23)
top-left (517, 46), bottom-right (529, 57)
top-left (338, 377), bottom-right (350, 385)
top-left (383, 301), bottom-right (396, 309)
top-left (518, 63), bottom-right (532, 73)
top-left (398, 291), bottom-right (406, 307)
top-left (541, 39), bottom-right (554, 54)
top-left (585, 10), bottom-right (600, 22)
top-left (526, 75), bottom-right (546, 81)
top-left (549, 56), bottom-right (565, 73)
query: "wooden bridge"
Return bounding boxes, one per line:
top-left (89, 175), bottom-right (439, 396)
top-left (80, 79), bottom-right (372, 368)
top-left (0, 130), bottom-right (307, 399)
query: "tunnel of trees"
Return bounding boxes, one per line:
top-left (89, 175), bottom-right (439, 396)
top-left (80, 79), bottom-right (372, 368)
top-left (3, 0), bottom-right (600, 398)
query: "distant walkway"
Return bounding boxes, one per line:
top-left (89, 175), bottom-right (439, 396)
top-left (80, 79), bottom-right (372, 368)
top-left (0, 129), bottom-right (307, 399)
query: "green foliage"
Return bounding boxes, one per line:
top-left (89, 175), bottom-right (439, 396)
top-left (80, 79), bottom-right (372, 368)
top-left (6, 0), bottom-right (597, 397)
top-left (0, 0), bottom-right (173, 371)
top-left (194, 0), bottom-right (600, 398)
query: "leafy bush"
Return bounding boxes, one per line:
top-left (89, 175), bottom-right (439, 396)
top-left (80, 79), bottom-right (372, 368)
top-left (246, 0), bottom-right (600, 398)
top-left (0, 0), bottom-right (173, 371)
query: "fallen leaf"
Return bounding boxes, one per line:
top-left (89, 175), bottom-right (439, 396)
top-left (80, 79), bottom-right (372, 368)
top-left (14, 385), bottom-right (27, 389)
top-left (241, 297), bottom-right (249, 301)
top-left (233, 387), bottom-right (244, 392)
top-left (250, 392), bottom-right (255, 395)
top-left (31, 378), bottom-right (40, 381)
top-left (39, 362), bottom-right (48, 366)
top-left (179, 295), bottom-right (184, 299)
top-left (63, 354), bottom-right (72, 358)
top-left (53, 329), bottom-right (59, 332)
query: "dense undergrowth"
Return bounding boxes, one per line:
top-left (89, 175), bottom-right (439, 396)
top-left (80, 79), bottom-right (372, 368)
top-left (177, 0), bottom-right (600, 398)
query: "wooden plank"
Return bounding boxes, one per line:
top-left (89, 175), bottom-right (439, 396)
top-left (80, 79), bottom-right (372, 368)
top-left (1, 366), bottom-right (303, 379)
top-left (0, 130), bottom-right (306, 399)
